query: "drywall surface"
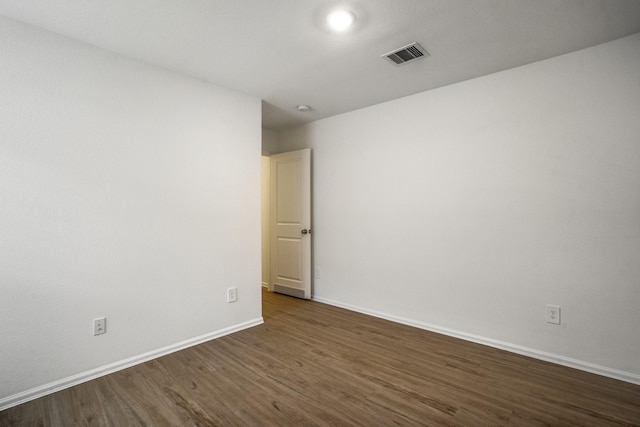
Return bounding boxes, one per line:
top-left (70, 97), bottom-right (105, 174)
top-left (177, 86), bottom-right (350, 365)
top-left (261, 156), bottom-right (271, 287)
top-left (0, 16), bottom-right (262, 403)
top-left (279, 33), bottom-right (640, 379)
top-left (262, 128), bottom-right (279, 155)
top-left (260, 128), bottom-right (276, 287)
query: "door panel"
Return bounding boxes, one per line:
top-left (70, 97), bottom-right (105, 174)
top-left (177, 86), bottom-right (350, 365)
top-left (276, 162), bottom-right (302, 223)
top-left (270, 149), bottom-right (311, 299)
top-left (276, 237), bottom-right (302, 280)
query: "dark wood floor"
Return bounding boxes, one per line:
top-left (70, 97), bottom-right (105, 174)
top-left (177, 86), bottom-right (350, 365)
top-left (2, 289), bottom-right (640, 426)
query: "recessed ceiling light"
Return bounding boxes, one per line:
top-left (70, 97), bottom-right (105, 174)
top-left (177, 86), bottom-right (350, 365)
top-left (297, 104), bottom-right (312, 112)
top-left (326, 9), bottom-right (356, 32)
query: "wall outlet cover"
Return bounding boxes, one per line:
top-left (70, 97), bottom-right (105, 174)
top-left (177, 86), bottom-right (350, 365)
top-left (227, 287), bottom-right (237, 303)
top-left (93, 317), bottom-right (106, 335)
top-left (546, 305), bottom-right (561, 325)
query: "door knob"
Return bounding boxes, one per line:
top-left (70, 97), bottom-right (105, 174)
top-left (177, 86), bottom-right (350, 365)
top-left (301, 229), bottom-right (311, 234)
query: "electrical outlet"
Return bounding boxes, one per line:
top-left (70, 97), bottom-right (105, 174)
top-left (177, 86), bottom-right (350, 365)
top-left (227, 287), bottom-right (237, 303)
top-left (93, 317), bottom-right (106, 335)
top-left (546, 305), bottom-right (561, 325)
top-left (315, 266), bottom-right (321, 279)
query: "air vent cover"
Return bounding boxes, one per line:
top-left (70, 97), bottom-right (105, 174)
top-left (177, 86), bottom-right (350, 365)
top-left (382, 42), bottom-right (429, 65)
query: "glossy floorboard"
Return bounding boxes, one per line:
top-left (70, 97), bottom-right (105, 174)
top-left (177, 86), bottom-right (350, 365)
top-left (2, 289), bottom-right (640, 426)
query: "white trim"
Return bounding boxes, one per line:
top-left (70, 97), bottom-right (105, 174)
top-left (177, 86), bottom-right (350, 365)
top-left (312, 296), bottom-right (640, 386)
top-left (0, 317), bottom-right (264, 411)
top-left (261, 282), bottom-right (269, 289)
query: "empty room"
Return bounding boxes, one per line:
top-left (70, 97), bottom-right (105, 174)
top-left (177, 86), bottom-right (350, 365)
top-left (1, 1), bottom-right (640, 425)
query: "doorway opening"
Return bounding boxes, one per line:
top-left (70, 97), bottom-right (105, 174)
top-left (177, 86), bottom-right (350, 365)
top-left (261, 149), bottom-right (312, 300)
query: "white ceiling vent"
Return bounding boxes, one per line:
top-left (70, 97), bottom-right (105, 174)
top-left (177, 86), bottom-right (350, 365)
top-left (382, 42), bottom-right (429, 66)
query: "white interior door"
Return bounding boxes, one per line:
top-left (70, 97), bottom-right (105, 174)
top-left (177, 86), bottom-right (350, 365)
top-left (270, 149), bottom-right (311, 299)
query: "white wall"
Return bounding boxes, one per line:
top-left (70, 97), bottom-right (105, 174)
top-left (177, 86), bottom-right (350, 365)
top-left (260, 129), bottom-right (278, 288)
top-left (279, 33), bottom-right (640, 382)
top-left (0, 16), bottom-right (262, 407)
top-left (261, 156), bottom-right (271, 288)
top-left (262, 128), bottom-right (279, 155)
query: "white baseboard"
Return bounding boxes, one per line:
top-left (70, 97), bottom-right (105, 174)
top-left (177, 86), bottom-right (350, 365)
top-left (261, 282), bottom-right (269, 289)
top-left (0, 317), bottom-right (264, 411)
top-left (312, 296), bottom-right (640, 386)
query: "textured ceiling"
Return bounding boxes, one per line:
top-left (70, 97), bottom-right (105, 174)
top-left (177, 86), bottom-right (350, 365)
top-left (1, 0), bottom-right (640, 130)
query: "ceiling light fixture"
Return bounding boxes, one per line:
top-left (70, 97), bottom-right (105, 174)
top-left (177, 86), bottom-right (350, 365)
top-left (297, 104), bottom-right (312, 112)
top-left (326, 9), bottom-right (356, 32)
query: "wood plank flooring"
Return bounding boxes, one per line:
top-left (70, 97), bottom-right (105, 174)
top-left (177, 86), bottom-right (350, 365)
top-left (2, 289), bottom-right (640, 426)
